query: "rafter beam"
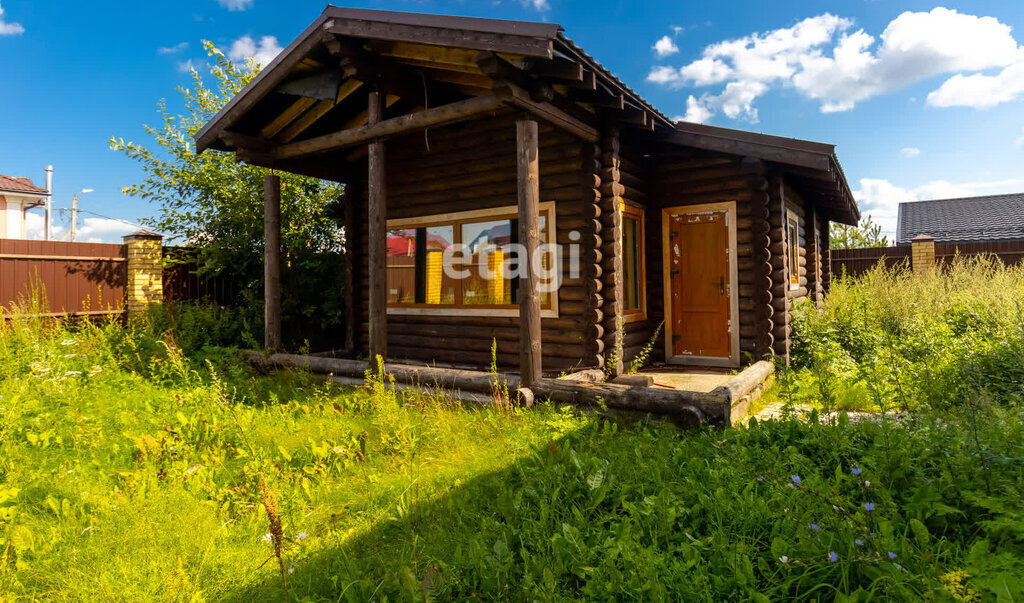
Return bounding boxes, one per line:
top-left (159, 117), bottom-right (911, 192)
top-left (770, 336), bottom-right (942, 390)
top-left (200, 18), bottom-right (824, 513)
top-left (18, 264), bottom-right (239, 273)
top-left (259, 97), bottom-right (317, 138)
top-left (277, 79), bottom-right (364, 143)
top-left (493, 81), bottom-right (599, 142)
top-left (275, 94), bottom-right (506, 159)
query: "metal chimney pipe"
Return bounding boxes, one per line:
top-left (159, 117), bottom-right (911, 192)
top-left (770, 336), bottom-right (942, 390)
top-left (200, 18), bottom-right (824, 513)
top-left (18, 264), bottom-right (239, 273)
top-left (44, 165), bottom-right (54, 241)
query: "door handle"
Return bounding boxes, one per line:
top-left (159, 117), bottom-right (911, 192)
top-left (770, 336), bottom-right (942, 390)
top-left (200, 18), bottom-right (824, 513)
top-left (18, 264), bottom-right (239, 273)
top-left (719, 276), bottom-right (725, 295)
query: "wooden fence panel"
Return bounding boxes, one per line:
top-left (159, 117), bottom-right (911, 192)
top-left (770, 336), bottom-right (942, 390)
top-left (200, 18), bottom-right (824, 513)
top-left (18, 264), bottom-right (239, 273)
top-left (830, 246), bottom-right (911, 278)
top-left (0, 239), bottom-right (127, 316)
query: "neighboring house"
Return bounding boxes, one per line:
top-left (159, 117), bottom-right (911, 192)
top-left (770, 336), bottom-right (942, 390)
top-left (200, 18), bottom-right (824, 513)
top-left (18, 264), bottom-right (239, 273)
top-left (896, 193), bottom-right (1024, 245)
top-left (196, 7), bottom-right (859, 378)
top-left (0, 168), bottom-right (53, 240)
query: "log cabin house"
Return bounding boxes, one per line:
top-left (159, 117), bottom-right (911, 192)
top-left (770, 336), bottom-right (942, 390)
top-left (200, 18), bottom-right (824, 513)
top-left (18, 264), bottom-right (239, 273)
top-left (196, 7), bottom-right (859, 406)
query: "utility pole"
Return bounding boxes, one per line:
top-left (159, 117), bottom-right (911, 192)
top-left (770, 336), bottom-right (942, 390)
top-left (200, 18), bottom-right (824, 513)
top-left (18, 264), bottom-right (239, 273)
top-left (69, 188), bottom-right (93, 242)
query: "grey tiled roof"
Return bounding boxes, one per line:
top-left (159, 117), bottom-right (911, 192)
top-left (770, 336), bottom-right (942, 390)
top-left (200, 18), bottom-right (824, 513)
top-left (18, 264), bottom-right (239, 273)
top-left (896, 193), bottom-right (1024, 244)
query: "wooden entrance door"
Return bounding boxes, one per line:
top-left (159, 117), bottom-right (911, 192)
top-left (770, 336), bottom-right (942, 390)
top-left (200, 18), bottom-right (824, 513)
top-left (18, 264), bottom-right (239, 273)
top-left (663, 204), bottom-right (736, 364)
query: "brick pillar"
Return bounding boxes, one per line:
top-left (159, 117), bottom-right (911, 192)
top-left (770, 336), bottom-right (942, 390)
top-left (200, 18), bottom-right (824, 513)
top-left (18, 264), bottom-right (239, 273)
top-left (123, 229), bottom-right (164, 316)
top-left (911, 234), bottom-right (935, 274)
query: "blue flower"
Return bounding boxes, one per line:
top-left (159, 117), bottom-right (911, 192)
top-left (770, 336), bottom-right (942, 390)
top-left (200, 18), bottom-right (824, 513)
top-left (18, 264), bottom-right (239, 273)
top-left (809, 523), bottom-right (820, 531)
top-left (791, 475), bottom-right (801, 484)
top-left (757, 476), bottom-right (764, 482)
top-left (888, 551), bottom-right (897, 560)
top-left (851, 467), bottom-right (863, 476)
top-left (864, 502), bottom-right (875, 511)
top-left (829, 551), bottom-right (838, 562)
top-left (855, 539), bottom-right (864, 546)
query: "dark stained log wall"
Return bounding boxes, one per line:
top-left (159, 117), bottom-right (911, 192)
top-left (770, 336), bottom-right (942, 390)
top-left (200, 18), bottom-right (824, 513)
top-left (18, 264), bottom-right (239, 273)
top-left (351, 112), bottom-right (594, 372)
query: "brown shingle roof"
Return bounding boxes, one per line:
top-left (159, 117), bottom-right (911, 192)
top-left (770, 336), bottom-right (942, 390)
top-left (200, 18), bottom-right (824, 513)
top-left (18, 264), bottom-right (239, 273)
top-left (896, 193), bottom-right (1024, 244)
top-left (0, 174), bottom-right (48, 196)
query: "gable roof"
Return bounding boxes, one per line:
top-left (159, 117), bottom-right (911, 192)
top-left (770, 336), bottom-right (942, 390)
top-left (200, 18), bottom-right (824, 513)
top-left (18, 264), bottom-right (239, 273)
top-left (896, 193), bottom-right (1024, 244)
top-left (0, 174), bottom-right (48, 197)
top-left (194, 5), bottom-right (858, 225)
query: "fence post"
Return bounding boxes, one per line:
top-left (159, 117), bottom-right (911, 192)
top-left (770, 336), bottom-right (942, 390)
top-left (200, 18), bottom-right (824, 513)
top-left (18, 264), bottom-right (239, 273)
top-left (123, 229), bottom-right (164, 317)
top-left (911, 234), bottom-right (935, 274)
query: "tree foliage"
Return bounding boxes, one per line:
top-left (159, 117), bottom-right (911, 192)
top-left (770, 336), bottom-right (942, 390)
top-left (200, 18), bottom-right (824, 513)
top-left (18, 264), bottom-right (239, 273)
top-left (111, 42), bottom-right (347, 348)
top-left (830, 214), bottom-right (889, 250)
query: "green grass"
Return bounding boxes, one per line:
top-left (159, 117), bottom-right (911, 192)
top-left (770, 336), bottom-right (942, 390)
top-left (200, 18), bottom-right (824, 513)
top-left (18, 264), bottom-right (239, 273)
top-left (1, 298), bottom-right (1024, 600)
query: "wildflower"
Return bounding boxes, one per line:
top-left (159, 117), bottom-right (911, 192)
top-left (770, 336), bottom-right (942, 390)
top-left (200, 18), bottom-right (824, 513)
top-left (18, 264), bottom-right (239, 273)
top-left (791, 475), bottom-right (801, 484)
top-left (64, 370), bottom-right (82, 377)
top-left (864, 480), bottom-right (871, 487)
top-left (60, 339), bottom-right (77, 346)
top-left (757, 476), bottom-right (764, 482)
top-left (809, 523), bottom-right (820, 532)
top-left (864, 502), bottom-right (875, 511)
top-left (295, 532), bottom-right (307, 542)
top-left (888, 552), bottom-right (897, 560)
top-left (851, 467), bottom-right (863, 476)
top-left (262, 532), bottom-right (273, 543)
top-left (779, 556), bottom-right (789, 564)
top-left (855, 539), bottom-right (864, 546)
top-left (829, 552), bottom-right (838, 563)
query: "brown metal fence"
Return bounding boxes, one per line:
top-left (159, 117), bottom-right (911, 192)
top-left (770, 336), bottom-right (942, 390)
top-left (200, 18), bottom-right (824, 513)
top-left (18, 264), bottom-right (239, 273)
top-left (832, 240), bottom-right (1024, 278)
top-left (0, 239), bottom-right (126, 317)
top-left (830, 246), bottom-right (911, 278)
top-left (935, 241), bottom-right (1024, 267)
top-left (162, 246), bottom-right (238, 306)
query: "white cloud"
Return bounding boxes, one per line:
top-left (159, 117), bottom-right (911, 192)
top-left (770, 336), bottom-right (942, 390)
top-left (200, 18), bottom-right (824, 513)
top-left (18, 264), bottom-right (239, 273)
top-left (177, 59), bottom-right (197, 73)
top-left (158, 41), bottom-right (189, 54)
top-left (653, 35), bottom-right (679, 58)
top-left (217, 0), bottom-right (253, 11)
top-left (227, 35), bottom-right (283, 68)
top-left (649, 8), bottom-right (1024, 122)
top-left (680, 95), bottom-right (713, 123)
top-left (900, 147), bottom-right (920, 158)
top-left (854, 176), bottom-right (1024, 235)
top-left (519, 0), bottom-right (549, 11)
top-left (74, 217), bottom-right (139, 243)
top-left (0, 2), bottom-right (25, 35)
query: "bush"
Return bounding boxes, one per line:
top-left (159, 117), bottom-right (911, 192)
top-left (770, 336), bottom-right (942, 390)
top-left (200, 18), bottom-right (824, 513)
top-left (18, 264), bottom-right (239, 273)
top-left (791, 255), bottom-right (1024, 410)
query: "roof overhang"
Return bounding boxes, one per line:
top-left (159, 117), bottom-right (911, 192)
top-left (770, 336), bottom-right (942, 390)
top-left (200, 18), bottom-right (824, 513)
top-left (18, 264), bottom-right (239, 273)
top-left (665, 121), bottom-right (860, 226)
top-left (195, 5), bottom-right (674, 174)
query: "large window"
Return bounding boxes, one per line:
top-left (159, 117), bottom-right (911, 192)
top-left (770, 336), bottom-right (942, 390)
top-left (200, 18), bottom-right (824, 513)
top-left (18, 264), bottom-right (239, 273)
top-left (385, 203), bottom-right (557, 316)
top-left (622, 203), bottom-right (646, 320)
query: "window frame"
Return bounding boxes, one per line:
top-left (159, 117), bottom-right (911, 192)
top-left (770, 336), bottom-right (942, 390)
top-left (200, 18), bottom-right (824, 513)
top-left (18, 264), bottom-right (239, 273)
top-left (385, 202), bottom-right (559, 318)
top-left (786, 209), bottom-right (800, 291)
top-left (621, 202), bottom-right (647, 323)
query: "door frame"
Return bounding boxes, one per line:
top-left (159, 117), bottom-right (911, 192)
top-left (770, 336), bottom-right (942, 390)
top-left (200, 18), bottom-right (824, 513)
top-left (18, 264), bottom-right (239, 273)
top-left (661, 201), bottom-right (740, 368)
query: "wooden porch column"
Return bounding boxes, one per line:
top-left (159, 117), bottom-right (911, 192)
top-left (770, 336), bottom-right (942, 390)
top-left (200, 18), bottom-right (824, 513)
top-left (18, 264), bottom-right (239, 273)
top-left (367, 90), bottom-right (388, 364)
top-left (264, 173), bottom-right (282, 351)
top-left (517, 118), bottom-right (542, 386)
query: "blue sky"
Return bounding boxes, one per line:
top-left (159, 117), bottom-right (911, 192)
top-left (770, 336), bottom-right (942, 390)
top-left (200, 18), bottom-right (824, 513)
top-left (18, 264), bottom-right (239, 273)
top-left (2, 1), bottom-right (1024, 242)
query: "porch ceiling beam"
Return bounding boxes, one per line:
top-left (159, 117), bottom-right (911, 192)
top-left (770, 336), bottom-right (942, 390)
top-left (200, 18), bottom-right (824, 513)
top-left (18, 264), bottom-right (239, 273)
top-left (567, 87), bottom-right (624, 110)
top-left (275, 93), bottom-right (505, 159)
top-left (325, 37), bottom-right (438, 108)
top-left (494, 81), bottom-right (599, 142)
top-left (324, 16), bottom-right (555, 58)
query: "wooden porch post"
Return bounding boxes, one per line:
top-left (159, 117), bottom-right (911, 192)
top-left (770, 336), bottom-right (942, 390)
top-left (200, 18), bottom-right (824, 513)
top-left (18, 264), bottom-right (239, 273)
top-left (367, 90), bottom-right (388, 364)
top-left (264, 173), bottom-right (282, 351)
top-left (516, 118), bottom-right (542, 386)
